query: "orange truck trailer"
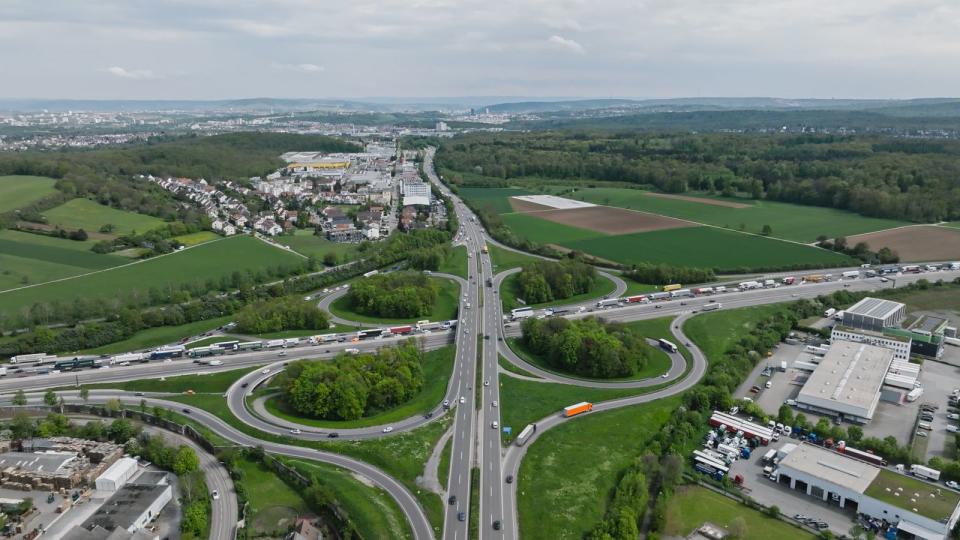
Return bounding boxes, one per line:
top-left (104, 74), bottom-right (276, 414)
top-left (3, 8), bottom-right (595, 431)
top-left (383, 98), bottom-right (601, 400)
top-left (564, 402), bottom-right (593, 417)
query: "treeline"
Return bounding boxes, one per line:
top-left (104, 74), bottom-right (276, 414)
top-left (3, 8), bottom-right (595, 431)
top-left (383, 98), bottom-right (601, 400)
top-left (345, 271), bottom-right (439, 318)
top-left (407, 244), bottom-right (452, 272)
top-left (516, 259), bottom-right (596, 304)
top-left (0, 229), bottom-right (453, 356)
top-left (521, 317), bottom-right (651, 378)
top-left (623, 263), bottom-right (715, 286)
top-left (436, 131), bottom-right (960, 222)
top-left (817, 235), bottom-right (900, 265)
top-left (277, 342), bottom-right (424, 420)
top-left (236, 297), bottom-right (329, 334)
top-left (91, 221), bottom-right (211, 258)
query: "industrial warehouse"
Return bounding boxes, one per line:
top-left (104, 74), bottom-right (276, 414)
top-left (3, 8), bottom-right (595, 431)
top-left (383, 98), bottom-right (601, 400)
top-left (795, 341), bottom-right (895, 423)
top-left (774, 443), bottom-right (960, 540)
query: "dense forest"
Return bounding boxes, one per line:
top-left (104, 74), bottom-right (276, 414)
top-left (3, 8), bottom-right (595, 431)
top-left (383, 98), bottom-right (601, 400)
top-left (623, 263), bottom-right (715, 286)
top-left (236, 297), bottom-right (329, 334)
top-left (515, 259), bottom-right (596, 304)
top-left (277, 342), bottom-right (424, 420)
top-left (520, 317), bottom-right (651, 378)
top-left (436, 132), bottom-right (960, 222)
top-left (344, 271), bottom-right (439, 318)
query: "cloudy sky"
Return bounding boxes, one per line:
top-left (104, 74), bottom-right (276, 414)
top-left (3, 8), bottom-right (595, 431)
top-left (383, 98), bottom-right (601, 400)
top-left (2, 0), bottom-right (958, 100)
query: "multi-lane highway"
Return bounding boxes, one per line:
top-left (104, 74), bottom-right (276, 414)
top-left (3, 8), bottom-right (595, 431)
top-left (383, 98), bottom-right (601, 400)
top-left (3, 144), bottom-right (957, 540)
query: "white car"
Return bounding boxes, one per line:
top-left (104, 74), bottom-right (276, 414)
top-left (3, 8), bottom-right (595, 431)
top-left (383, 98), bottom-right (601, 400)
top-left (459, 396), bottom-right (465, 404)
top-left (290, 428), bottom-right (301, 435)
top-left (491, 421), bottom-right (499, 429)
top-left (948, 425), bottom-right (959, 433)
top-left (382, 426), bottom-right (393, 433)
top-left (211, 490), bottom-right (220, 500)
top-left (661, 372), bottom-right (669, 378)
top-left (947, 481), bottom-right (960, 490)
top-left (492, 401), bottom-right (498, 407)
top-left (261, 369), bottom-right (270, 374)
top-left (483, 380), bottom-right (490, 387)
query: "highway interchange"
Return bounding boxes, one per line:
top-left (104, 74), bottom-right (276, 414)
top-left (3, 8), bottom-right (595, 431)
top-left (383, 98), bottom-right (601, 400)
top-left (3, 146), bottom-right (960, 539)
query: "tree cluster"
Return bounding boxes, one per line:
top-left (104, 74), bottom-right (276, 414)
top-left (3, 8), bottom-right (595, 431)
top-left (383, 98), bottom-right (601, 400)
top-left (516, 259), bottom-right (596, 304)
top-left (436, 131), bottom-right (960, 223)
top-left (235, 297), bottom-right (329, 334)
top-left (276, 342), bottom-right (425, 421)
top-left (816, 235), bottom-right (900, 265)
top-left (345, 271), bottom-right (439, 318)
top-left (623, 263), bottom-right (715, 286)
top-left (521, 317), bottom-right (651, 378)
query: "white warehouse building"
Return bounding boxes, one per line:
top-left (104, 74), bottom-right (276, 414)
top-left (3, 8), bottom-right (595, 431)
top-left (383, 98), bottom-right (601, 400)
top-left (95, 457), bottom-right (139, 492)
top-left (841, 297), bottom-right (907, 332)
top-left (831, 326), bottom-right (912, 363)
top-left (795, 341), bottom-right (893, 423)
top-left (776, 444), bottom-right (960, 540)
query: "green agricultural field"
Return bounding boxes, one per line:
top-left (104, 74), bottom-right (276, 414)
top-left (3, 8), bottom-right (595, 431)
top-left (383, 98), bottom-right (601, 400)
top-left (0, 236), bottom-right (304, 315)
top-left (500, 272), bottom-right (617, 312)
top-left (437, 245), bottom-right (468, 279)
top-left (80, 316), bottom-right (234, 355)
top-left (262, 344), bottom-right (455, 428)
top-left (281, 229), bottom-right (357, 262)
top-left (328, 277), bottom-right (460, 324)
top-left (568, 187), bottom-right (909, 243)
top-left (457, 187), bottom-right (534, 214)
top-left (500, 212), bottom-right (606, 245)
top-left (517, 397), bottom-right (681, 540)
top-left (664, 486), bottom-right (813, 540)
top-left (0, 175), bottom-right (58, 212)
top-left (0, 229), bottom-right (127, 291)
top-left (560, 226), bottom-right (853, 271)
top-left (43, 198), bottom-right (165, 236)
top-left (174, 231), bottom-right (219, 246)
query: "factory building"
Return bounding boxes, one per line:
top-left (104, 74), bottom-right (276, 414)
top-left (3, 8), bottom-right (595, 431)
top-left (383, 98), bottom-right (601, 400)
top-left (66, 473), bottom-right (172, 540)
top-left (841, 298), bottom-right (907, 332)
top-left (831, 326), bottom-right (912, 362)
top-left (795, 341), bottom-right (894, 423)
top-left (775, 443), bottom-right (960, 540)
top-left (96, 457), bottom-right (139, 492)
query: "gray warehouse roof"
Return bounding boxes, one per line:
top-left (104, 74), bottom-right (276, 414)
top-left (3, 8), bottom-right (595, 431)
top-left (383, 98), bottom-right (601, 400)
top-left (797, 341), bottom-right (894, 418)
top-left (72, 484), bottom-right (171, 538)
top-left (846, 297), bottom-right (905, 321)
top-left (779, 443), bottom-right (880, 493)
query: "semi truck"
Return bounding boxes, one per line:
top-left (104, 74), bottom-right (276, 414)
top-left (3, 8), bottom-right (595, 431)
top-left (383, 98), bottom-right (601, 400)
top-left (701, 303), bottom-right (722, 311)
top-left (363, 270), bottom-right (379, 278)
top-left (624, 295), bottom-right (648, 303)
top-left (357, 329), bottom-right (382, 340)
top-left (54, 357), bottom-right (98, 371)
top-left (663, 284), bottom-right (682, 292)
top-left (10, 353), bottom-right (54, 364)
top-left (649, 292), bottom-right (671, 301)
top-left (836, 441), bottom-right (887, 466)
top-left (659, 339), bottom-right (679, 353)
top-left (213, 340), bottom-right (240, 350)
top-left (693, 287), bottom-right (713, 295)
top-left (283, 338), bottom-right (300, 347)
top-left (111, 352), bottom-right (144, 364)
top-left (237, 341), bottom-right (264, 351)
top-left (738, 281), bottom-right (761, 290)
top-left (842, 271), bottom-right (860, 279)
top-left (511, 307), bottom-right (534, 320)
top-left (782, 276), bottom-right (796, 285)
top-left (150, 345), bottom-right (185, 360)
top-left (803, 274), bottom-right (825, 283)
top-left (596, 298), bottom-right (620, 308)
top-left (824, 308), bottom-right (837, 318)
top-left (669, 288), bottom-right (693, 298)
top-left (266, 339), bottom-right (285, 349)
top-left (515, 424), bottom-right (537, 446)
top-left (911, 464), bottom-right (941, 481)
top-left (390, 326), bottom-right (413, 336)
top-left (564, 402), bottom-right (593, 417)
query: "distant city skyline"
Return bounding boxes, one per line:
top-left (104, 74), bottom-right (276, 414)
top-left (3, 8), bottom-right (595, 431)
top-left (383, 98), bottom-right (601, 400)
top-left (2, 0), bottom-right (959, 100)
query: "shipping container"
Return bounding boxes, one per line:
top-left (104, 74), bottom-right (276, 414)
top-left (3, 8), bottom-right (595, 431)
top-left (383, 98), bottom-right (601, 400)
top-left (663, 284), bottom-right (682, 292)
top-left (515, 424), bottom-right (537, 446)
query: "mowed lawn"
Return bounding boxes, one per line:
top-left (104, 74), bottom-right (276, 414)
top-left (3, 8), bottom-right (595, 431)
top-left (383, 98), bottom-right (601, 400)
top-left (43, 198), bottom-right (165, 236)
top-left (280, 229), bottom-right (357, 261)
top-left (174, 231), bottom-right (220, 246)
top-left (457, 187), bottom-right (534, 214)
top-left (0, 230), bottom-right (126, 291)
top-left (0, 175), bottom-right (58, 212)
top-left (560, 226), bottom-right (853, 271)
top-left (664, 486), bottom-right (813, 540)
top-left (0, 236), bottom-right (304, 313)
top-left (568, 187), bottom-right (909, 243)
top-left (517, 397), bottom-right (681, 540)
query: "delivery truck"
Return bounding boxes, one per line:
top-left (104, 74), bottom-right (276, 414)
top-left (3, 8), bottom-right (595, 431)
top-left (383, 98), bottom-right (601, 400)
top-left (563, 402), bottom-right (593, 417)
top-left (911, 464), bottom-right (941, 481)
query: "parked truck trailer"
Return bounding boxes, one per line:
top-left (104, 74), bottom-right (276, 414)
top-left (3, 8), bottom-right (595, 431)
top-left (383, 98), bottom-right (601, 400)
top-left (563, 402), bottom-right (593, 417)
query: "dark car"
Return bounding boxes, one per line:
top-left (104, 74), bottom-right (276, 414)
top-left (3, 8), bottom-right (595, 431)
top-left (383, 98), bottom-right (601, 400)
top-left (458, 511), bottom-right (466, 522)
top-left (424, 412), bottom-right (434, 419)
top-left (493, 520), bottom-right (501, 530)
top-left (241, 383), bottom-right (249, 388)
top-left (327, 432), bottom-right (339, 438)
top-left (182, 408), bottom-right (191, 414)
top-left (505, 475), bottom-right (514, 484)
top-left (448, 495), bottom-right (457, 505)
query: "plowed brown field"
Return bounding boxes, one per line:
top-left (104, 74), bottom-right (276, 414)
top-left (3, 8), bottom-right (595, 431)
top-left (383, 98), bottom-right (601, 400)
top-left (847, 225), bottom-right (960, 262)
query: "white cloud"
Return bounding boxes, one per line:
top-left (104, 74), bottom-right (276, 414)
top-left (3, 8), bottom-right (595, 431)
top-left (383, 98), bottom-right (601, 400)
top-left (547, 35), bottom-right (585, 55)
top-left (104, 66), bottom-right (160, 80)
top-left (272, 62), bottom-right (325, 73)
